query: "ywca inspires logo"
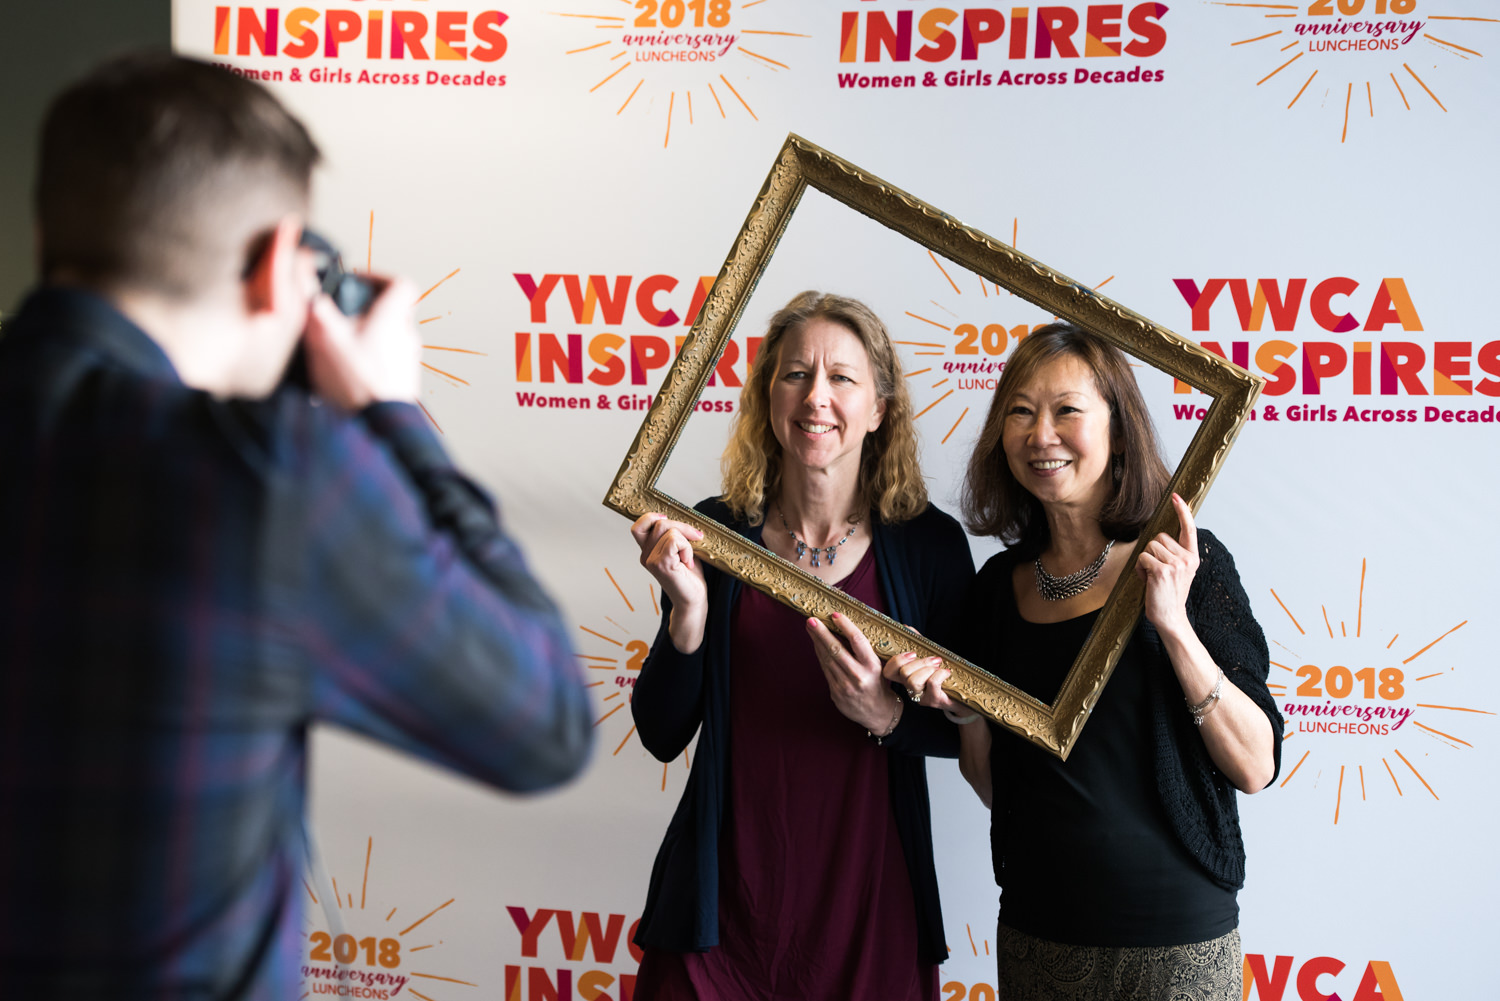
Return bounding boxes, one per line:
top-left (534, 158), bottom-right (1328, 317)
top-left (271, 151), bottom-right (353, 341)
top-left (506, 904), bottom-right (644, 1000)
top-left (1244, 953), bottom-right (1405, 1001)
top-left (557, 1), bottom-right (808, 147)
top-left (510, 271), bottom-right (747, 417)
top-left (837, 2), bottom-right (1169, 91)
top-left (210, 4), bottom-right (509, 89)
top-left (1265, 558), bottom-right (1491, 823)
top-left (1213, 1), bottom-right (1493, 141)
top-left (1171, 275), bottom-right (1500, 421)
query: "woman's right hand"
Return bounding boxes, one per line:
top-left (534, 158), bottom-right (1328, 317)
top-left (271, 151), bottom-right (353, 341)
top-left (631, 512), bottom-right (708, 654)
top-left (884, 650), bottom-right (992, 807)
top-left (882, 651), bottom-right (962, 713)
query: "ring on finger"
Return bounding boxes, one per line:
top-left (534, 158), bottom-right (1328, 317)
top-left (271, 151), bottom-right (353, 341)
top-left (907, 687), bottom-right (923, 702)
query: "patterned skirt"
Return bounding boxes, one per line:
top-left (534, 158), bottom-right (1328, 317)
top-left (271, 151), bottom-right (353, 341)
top-left (993, 922), bottom-right (1242, 1001)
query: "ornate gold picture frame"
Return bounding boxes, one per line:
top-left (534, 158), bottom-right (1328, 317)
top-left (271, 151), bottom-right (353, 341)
top-left (603, 134), bottom-right (1263, 759)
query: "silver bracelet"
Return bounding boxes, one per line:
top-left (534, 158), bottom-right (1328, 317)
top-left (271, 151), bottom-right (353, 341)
top-left (868, 693), bottom-right (903, 745)
top-left (1187, 668), bottom-right (1224, 726)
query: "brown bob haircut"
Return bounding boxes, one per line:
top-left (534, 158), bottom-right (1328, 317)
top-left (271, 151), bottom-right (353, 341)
top-left (962, 321), bottom-right (1170, 552)
top-left (36, 52), bottom-right (320, 299)
top-left (721, 291), bottom-right (927, 526)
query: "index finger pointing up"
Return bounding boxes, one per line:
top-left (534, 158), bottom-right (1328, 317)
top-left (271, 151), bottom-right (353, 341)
top-left (1172, 492), bottom-right (1198, 554)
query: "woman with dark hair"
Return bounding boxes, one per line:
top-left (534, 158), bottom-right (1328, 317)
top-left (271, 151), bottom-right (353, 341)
top-left (626, 291), bottom-right (974, 999)
top-left (882, 322), bottom-right (1282, 999)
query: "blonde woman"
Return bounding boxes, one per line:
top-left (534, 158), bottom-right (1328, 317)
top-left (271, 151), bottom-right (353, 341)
top-left (627, 292), bottom-right (974, 999)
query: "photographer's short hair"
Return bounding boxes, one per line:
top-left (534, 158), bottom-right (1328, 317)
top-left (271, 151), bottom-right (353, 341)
top-left (36, 52), bottom-right (320, 299)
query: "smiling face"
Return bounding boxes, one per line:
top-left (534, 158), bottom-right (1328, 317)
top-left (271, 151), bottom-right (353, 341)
top-left (768, 317), bottom-right (887, 478)
top-left (1001, 353), bottom-right (1117, 518)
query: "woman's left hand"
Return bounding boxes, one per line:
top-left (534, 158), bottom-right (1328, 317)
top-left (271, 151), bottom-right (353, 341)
top-left (806, 613), bottom-right (900, 734)
top-left (1138, 493), bottom-right (1278, 792)
top-left (1137, 492), bottom-right (1199, 637)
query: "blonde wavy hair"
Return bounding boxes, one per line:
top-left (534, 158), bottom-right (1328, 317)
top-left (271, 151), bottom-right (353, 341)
top-left (721, 291), bottom-right (927, 526)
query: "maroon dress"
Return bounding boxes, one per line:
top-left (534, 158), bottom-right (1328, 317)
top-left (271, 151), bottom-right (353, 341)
top-left (635, 547), bottom-right (937, 1000)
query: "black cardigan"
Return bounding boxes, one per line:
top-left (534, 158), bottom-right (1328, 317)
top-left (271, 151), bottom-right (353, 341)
top-left (630, 498), bottom-right (975, 965)
top-left (973, 529), bottom-right (1283, 891)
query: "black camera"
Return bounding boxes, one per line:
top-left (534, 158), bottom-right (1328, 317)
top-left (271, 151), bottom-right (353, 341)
top-left (300, 229), bottom-right (377, 316)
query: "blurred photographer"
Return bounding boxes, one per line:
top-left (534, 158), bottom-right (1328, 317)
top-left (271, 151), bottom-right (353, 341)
top-left (0, 53), bottom-right (591, 997)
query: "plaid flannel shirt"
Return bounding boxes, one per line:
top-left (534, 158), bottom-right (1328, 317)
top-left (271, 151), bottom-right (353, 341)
top-left (0, 287), bottom-right (592, 998)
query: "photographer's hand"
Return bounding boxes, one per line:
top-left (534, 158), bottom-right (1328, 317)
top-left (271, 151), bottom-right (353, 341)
top-left (304, 276), bottom-right (420, 409)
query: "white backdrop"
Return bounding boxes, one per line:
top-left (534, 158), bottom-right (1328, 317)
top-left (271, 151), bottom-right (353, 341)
top-left (175, 2), bottom-right (1498, 997)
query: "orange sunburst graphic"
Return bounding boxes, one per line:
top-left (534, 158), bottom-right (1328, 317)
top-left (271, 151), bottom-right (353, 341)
top-left (1211, 1), bottom-right (1496, 142)
top-left (1267, 557), bottom-right (1493, 824)
top-left (360, 211), bottom-right (485, 434)
top-left (901, 224), bottom-right (1116, 447)
top-left (931, 920), bottom-right (999, 997)
top-left (301, 836), bottom-right (477, 1000)
top-left (962, 920), bottom-right (993, 960)
top-left (556, 1), bottom-right (809, 147)
top-left (578, 567), bottom-right (694, 790)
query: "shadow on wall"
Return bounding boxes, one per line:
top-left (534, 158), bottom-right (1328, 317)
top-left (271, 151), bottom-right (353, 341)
top-left (0, 0), bottom-right (171, 317)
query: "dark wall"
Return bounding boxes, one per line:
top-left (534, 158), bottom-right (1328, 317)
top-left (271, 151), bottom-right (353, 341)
top-left (0, 1), bottom-right (171, 316)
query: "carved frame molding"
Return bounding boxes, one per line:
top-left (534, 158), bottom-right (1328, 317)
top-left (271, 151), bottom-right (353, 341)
top-left (604, 134), bottom-right (1262, 758)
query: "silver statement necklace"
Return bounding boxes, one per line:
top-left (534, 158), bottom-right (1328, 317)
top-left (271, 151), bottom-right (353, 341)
top-left (777, 502), bottom-right (861, 569)
top-left (1034, 540), bottom-right (1115, 601)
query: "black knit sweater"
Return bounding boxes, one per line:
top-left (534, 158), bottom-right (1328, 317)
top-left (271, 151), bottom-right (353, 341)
top-left (969, 529), bottom-right (1283, 891)
top-left (1145, 528), bottom-right (1283, 888)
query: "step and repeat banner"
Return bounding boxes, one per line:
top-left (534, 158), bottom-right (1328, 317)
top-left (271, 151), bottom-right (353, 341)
top-left (175, 2), bottom-right (1496, 997)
